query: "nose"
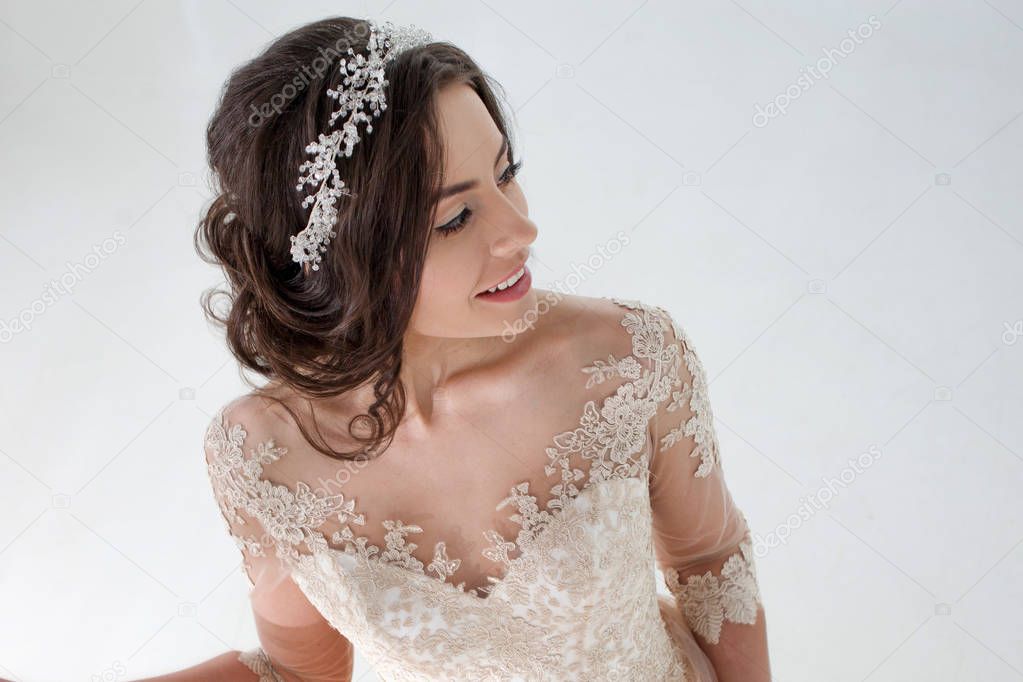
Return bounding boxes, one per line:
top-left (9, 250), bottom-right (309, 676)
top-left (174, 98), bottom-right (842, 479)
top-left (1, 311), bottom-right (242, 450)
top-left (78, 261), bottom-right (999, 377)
top-left (489, 212), bottom-right (538, 260)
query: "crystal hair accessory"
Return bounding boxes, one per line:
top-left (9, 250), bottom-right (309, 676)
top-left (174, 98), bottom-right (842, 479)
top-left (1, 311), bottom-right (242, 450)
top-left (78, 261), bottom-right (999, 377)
top-left (292, 19), bottom-right (432, 270)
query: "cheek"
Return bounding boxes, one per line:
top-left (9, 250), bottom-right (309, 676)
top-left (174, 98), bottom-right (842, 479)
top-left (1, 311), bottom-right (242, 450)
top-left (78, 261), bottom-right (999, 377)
top-left (409, 255), bottom-right (476, 334)
top-left (415, 245), bottom-right (477, 316)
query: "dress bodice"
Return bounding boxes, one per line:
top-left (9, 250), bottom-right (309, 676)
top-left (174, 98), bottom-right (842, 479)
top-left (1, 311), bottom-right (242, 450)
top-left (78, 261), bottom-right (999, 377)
top-left (204, 296), bottom-right (762, 681)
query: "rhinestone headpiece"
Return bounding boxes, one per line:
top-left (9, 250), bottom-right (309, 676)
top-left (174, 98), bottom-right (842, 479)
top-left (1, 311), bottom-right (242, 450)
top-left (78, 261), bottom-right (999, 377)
top-left (292, 19), bottom-right (432, 270)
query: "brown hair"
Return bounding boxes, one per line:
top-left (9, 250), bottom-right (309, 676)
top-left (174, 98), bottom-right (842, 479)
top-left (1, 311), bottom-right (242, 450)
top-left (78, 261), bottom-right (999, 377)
top-left (195, 16), bottom-right (517, 461)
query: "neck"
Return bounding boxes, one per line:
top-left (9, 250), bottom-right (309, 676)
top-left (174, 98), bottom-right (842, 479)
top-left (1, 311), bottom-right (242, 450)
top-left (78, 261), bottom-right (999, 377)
top-left (398, 329), bottom-right (513, 432)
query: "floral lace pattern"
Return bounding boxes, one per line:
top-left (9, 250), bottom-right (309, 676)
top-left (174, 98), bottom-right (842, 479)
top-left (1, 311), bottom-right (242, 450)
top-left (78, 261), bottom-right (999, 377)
top-left (638, 299), bottom-right (764, 644)
top-left (204, 297), bottom-right (761, 680)
top-left (654, 310), bottom-right (721, 478)
top-left (289, 477), bottom-right (687, 680)
top-left (664, 529), bottom-right (762, 644)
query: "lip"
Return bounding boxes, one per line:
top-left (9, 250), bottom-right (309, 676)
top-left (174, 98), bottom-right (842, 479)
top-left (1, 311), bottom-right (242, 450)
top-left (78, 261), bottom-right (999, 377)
top-left (478, 260), bottom-right (527, 295)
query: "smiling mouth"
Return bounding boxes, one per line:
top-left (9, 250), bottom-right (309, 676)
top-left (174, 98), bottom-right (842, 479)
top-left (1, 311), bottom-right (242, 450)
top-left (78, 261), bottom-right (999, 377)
top-left (477, 264), bottom-right (526, 295)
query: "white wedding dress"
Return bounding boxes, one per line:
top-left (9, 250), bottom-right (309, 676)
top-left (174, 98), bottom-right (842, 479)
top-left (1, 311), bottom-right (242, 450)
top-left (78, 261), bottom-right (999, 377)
top-left (203, 297), bottom-right (763, 681)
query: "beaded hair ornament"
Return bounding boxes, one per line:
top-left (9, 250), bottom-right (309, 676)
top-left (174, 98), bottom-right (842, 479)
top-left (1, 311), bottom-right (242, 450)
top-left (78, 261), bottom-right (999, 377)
top-left (292, 19), bottom-right (432, 271)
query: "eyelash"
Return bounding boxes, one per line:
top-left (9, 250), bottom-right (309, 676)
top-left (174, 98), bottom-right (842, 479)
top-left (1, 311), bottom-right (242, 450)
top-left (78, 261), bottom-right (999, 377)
top-left (435, 161), bottom-right (523, 237)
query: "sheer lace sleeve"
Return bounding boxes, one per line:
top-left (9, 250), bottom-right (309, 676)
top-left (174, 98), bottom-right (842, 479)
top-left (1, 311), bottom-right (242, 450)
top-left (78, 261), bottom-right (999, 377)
top-left (203, 400), bottom-right (354, 682)
top-left (645, 306), bottom-right (763, 646)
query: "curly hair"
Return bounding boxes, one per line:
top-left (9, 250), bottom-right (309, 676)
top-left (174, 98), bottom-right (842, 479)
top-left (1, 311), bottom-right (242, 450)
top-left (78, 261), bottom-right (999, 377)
top-left (195, 16), bottom-right (518, 461)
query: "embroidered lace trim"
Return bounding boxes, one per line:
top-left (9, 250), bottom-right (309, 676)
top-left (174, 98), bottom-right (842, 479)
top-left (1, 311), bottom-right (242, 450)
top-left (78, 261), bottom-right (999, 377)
top-left (204, 296), bottom-right (675, 599)
top-left (238, 647), bottom-right (283, 681)
top-left (203, 296), bottom-right (761, 677)
top-left (654, 307), bottom-right (721, 478)
top-left (663, 531), bottom-right (762, 644)
top-left (643, 301), bottom-right (763, 644)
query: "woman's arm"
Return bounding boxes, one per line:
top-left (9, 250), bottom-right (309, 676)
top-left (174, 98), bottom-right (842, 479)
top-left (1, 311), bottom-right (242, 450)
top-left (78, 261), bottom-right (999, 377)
top-left (645, 304), bottom-right (772, 681)
top-left (130, 612), bottom-right (354, 682)
top-left (662, 550), bottom-right (770, 681)
top-left (134, 649), bottom-right (278, 681)
top-left (128, 556), bottom-right (355, 682)
top-left (135, 640), bottom-right (353, 682)
top-left (153, 404), bottom-right (357, 682)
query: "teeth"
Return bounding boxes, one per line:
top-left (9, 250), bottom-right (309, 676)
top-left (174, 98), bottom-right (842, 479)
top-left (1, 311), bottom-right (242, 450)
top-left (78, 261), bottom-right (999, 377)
top-left (485, 267), bottom-right (525, 293)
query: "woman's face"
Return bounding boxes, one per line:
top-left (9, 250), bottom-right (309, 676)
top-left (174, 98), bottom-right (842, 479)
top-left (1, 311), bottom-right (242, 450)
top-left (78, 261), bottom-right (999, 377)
top-left (408, 83), bottom-right (539, 339)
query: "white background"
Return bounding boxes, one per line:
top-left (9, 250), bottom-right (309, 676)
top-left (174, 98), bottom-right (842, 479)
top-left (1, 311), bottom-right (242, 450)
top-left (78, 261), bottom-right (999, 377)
top-left (1, 1), bottom-right (1022, 680)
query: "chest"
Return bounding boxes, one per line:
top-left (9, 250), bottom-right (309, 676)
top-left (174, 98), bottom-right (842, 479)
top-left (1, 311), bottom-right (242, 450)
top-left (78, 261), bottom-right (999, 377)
top-left (286, 476), bottom-right (680, 681)
top-left (306, 363), bottom-right (653, 599)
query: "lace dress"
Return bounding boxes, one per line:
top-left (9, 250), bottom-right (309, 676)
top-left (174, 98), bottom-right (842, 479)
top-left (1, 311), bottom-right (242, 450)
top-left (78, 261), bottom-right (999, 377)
top-left (203, 297), bottom-right (763, 681)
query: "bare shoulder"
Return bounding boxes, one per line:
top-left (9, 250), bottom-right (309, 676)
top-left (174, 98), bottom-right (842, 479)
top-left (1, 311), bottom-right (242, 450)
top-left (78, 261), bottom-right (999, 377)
top-left (212, 389), bottom-right (296, 440)
top-left (201, 392), bottom-right (293, 471)
top-left (526, 290), bottom-right (662, 373)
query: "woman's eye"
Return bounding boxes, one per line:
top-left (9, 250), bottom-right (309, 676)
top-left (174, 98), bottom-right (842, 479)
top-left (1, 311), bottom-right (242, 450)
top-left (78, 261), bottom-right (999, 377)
top-left (434, 160), bottom-right (523, 238)
top-left (500, 160), bottom-right (522, 185)
top-left (436, 207), bottom-right (473, 236)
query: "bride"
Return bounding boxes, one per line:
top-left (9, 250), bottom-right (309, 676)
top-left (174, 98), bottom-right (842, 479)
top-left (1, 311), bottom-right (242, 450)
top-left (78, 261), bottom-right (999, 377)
top-left (141, 16), bottom-right (771, 681)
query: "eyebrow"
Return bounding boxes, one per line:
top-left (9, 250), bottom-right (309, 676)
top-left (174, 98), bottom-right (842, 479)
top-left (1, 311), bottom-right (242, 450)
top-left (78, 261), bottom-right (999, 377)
top-left (434, 135), bottom-right (510, 201)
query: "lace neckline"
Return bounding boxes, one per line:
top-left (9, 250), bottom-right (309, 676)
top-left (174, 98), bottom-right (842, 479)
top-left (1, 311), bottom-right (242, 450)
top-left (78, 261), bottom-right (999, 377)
top-left (205, 297), bottom-right (683, 601)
